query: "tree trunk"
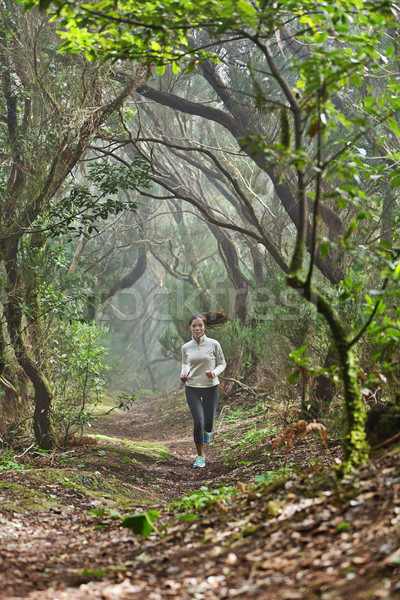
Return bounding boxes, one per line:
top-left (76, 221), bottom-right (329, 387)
top-left (101, 245), bottom-right (147, 303)
top-left (381, 183), bottom-right (395, 242)
top-left (0, 377), bottom-right (21, 434)
top-left (0, 322), bottom-right (23, 437)
top-left (212, 226), bottom-right (250, 323)
top-left (5, 249), bottom-right (56, 449)
top-left (5, 298), bottom-right (56, 449)
top-left (221, 347), bottom-right (244, 396)
top-left (293, 281), bottom-right (370, 468)
top-left (310, 343), bottom-right (337, 417)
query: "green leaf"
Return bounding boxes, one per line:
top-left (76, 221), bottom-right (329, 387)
top-left (90, 509), bottom-right (106, 516)
top-left (390, 173), bottom-right (400, 188)
top-left (378, 240), bottom-right (392, 250)
top-left (386, 45), bottom-right (395, 58)
top-left (156, 64), bottom-right (166, 76)
top-left (291, 344), bottom-right (308, 358)
top-left (387, 117), bottom-right (400, 138)
top-left (287, 370), bottom-right (300, 385)
top-left (344, 276), bottom-right (353, 287)
top-left (186, 61), bottom-right (196, 74)
top-left (122, 510), bottom-right (159, 537)
top-left (172, 61), bottom-right (181, 75)
top-left (80, 568), bottom-right (106, 577)
top-left (178, 513), bottom-right (198, 521)
top-left (335, 521), bottom-right (351, 533)
top-left (319, 241), bottom-right (330, 259)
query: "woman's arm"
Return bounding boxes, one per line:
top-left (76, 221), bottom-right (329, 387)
top-left (213, 342), bottom-right (227, 377)
top-left (180, 346), bottom-right (190, 381)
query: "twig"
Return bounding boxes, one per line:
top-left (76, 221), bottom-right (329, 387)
top-left (13, 444), bottom-right (35, 459)
top-left (214, 405), bottom-right (230, 438)
top-left (371, 430), bottom-right (400, 451)
top-left (220, 375), bottom-right (274, 399)
top-left (220, 375), bottom-right (259, 395)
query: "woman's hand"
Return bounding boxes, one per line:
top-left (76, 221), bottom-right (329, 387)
top-left (205, 370), bottom-right (215, 379)
top-left (180, 374), bottom-right (189, 382)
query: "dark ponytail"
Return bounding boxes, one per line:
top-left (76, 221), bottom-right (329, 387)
top-left (189, 311), bottom-right (228, 329)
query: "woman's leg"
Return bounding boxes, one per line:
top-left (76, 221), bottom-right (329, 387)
top-left (185, 386), bottom-right (205, 455)
top-left (195, 441), bottom-right (204, 457)
top-left (202, 385), bottom-right (219, 435)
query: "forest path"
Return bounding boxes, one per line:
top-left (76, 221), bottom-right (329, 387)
top-left (1, 389), bottom-right (244, 600)
top-left (1, 392), bottom-right (399, 600)
top-left (91, 389), bottom-right (239, 503)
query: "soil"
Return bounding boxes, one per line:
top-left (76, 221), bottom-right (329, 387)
top-left (0, 390), bottom-right (399, 600)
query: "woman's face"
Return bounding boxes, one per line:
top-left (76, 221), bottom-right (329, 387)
top-left (190, 318), bottom-right (206, 340)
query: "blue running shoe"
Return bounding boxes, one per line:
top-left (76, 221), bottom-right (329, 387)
top-left (193, 456), bottom-right (205, 468)
top-left (203, 431), bottom-right (211, 443)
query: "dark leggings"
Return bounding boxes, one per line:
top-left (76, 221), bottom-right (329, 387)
top-left (185, 385), bottom-right (219, 444)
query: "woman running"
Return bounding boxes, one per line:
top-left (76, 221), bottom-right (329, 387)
top-left (180, 311), bottom-right (227, 468)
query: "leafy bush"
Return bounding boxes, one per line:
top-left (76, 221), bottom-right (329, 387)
top-left (49, 320), bottom-right (109, 443)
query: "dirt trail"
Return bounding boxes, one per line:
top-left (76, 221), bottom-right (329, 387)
top-left (0, 390), bottom-right (239, 600)
top-left (92, 390), bottom-right (235, 502)
top-left (1, 393), bottom-right (399, 600)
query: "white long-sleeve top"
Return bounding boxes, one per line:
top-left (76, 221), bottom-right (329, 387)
top-left (181, 334), bottom-right (226, 388)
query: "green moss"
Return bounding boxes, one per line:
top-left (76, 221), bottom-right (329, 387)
top-left (27, 468), bottom-right (158, 508)
top-left (89, 435), bottom-right (169, 459)
top-left (242, 525), bottom-right (259, 536)
top-left (91, 393), bottom-right (125, 416)
top-left (0, 468), bottom-right (158, 513)
top-left (263, 500), bottom-right (282, 519)
top-left (0, 479), bottom-right (60, 513)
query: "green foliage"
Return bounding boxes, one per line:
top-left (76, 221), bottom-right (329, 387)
top-left (115, 392), bottom-right (137, 413)
top-left (226, 426), bottom-right (277, 452)
top-left (49, 320), bottom-right (109, 441)
top-left (122, 509), bottom-right (160, 537)
top-left (170, 484), bottom-right (238, 512)
top-left (335, 521), bottom-right (351, 534)
top-left (287, 344), bottom-right (340, 386)
top-left (177, 513), bottom-right (199, 522)
top-left (0, 449), bottom-right (32, 472)
top-left (253, 465), bottom-right (302, 486)
top-left (40, 159), bottom-right (150, 239)
top-left (21, 0), bottom-right (395, 73)
top-left (222, 401), bottom-right (268, 424)
top-left (80, 568), bottom-right (106, 578)
top-left (22, 0), bottom-right (258, 63)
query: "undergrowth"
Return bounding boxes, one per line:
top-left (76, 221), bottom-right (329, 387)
top-left (221, 400), bottom-right (270, 424)
top-left (0, 449), bottom-right (31, 472)
top-left (169, 483), bottom-right (239, 513)
top-left (225, 425), bottom-right (278, 452)
top-left (169, 465), bottom-right (302, 519)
